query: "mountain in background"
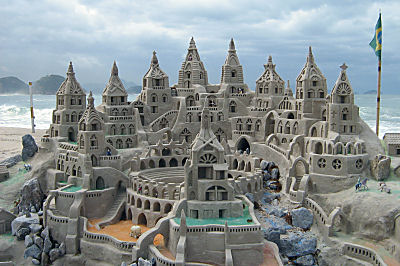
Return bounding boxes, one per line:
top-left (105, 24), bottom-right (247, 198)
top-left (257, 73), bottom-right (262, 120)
top-left (0, 74), bottom-right (141, 95)
top-left (33, 75), bottom-right (65, 95)
top-left (364, 90), bottom-right (377, 95)
top-left (0, 76), bottom-right (28, 94)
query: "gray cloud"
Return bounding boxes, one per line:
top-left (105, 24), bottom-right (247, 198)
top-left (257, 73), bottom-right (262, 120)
top-left (0, 0), bottom-right (399, 93)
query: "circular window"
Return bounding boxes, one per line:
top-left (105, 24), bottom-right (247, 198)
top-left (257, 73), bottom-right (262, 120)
top-left (332, 159), bottom-right (342, 170)
top-left (355, 159), bottom-right (363, 169)
top-left (318, 158), bottom-right (326, 168)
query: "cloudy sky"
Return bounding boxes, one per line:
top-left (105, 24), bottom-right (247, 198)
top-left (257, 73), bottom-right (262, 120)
top-left (0, 0), bottom-right (399, 93)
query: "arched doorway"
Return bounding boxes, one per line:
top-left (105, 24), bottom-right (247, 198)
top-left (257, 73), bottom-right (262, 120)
top-left (96, 176), bottom-right (105, 190)
top-left (117, 180), bottom-right (126, 193)
top-left (159, 159), bottom-right (166, 167)
top-left (91, 155), bottom-right (97, 167)
top-left (169, 158), bottom-right (178, 167)
top-left (237, 138), bottom-right (250, 153)
top-left (127, 208), bottom-right (132, 220)
top-left (68, 127), bottom-right (75, 142)
top-left (315, 142), bottom-right (323, 154)
top-left (137, 213), bottom-right (147, 226)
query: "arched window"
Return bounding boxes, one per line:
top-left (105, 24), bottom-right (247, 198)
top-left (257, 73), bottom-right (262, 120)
top-left (236, 119), bottom-right (243, 131)
top-left (162, 94), bottom-right (168, 103)
top-left (120, 124), bottom-right (126, 135)
top-left (342, 108), bottom-right (349, 120)
top-left (217, 112), bottom-right (224, 121)
top-left (90, 135), bottom-right (98, 147)
top-left (110, 125), bottom-right (116, 135)
top-left (126, 138), bottom-right (133, 148)
top-left (255, 120), bottom-right (261, 131)
top-left (186, 113), bottom-right (192, 123)
top-left (229, 101), bottom-right (236, 113)
top-left (246, 119), bottom-right (252, 131)
top-left (129, 124), bottom-right (135, 134)
top-left (149, 94), bottom-right (157, 103)
top-left (231, 70), bottom-right (236, 77)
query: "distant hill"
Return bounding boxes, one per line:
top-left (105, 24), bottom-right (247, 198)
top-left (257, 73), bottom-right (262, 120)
top-left (364, 90), bottom-right (377, 95)
top-left (33, 75), bottom-right (65, 95)
top-left (0, 76), bottom-right (28, 94)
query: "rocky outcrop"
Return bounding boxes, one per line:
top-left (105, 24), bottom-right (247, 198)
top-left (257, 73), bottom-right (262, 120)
top-left (291, 207), bottom-right (313, 230)
top-left (0, 155), bottom-right (22, 168)
top-left (11, 213), bottom-right (40, 235)
top-left (17, 178), bottom-right (44, 214)
top-left (370, 154), bottom-right (391, 180)
top-left (21, 134), bottom-right (38, 161)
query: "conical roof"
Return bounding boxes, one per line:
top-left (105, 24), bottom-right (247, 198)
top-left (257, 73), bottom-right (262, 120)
top-left (102, 61), bottom-right (127, 96)
top-left (79, 91), bottom-right (103, 126)
top-left (296, 46), bottom-right (326, 82)
top-left (331, 63), bottom-right (353, 95)
top-left (256, 56), bottom-right (284, 83)
top-left (192, 108), bottom-right (224, 152)
top-left (56, 62), bottom-right (85, 95)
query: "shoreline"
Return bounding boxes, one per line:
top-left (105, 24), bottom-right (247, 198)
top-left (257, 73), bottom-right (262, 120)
top-left (0, 127), bottom-right (46, 162)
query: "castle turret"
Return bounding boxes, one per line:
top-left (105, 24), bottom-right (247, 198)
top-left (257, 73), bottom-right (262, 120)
top-left (295, 47), bottom-right (327, 118)
top-left (177, 37), bottom-right (208, 88)
top-left (327, 63), bottom-right (359, 134)
top-left (77, 92), bottom-right (106, 163)
top-left (221, 38), bottom-right (244, 85)
top-left (255, 56), bottom-right (285, 97)
top-left (184, 108), bottom-right (242, 219)
top-left (138, 51), bottom-right (172, 126)
top-left (49, 62), bottom-right (86, 141)
top-left (102, 61), bottom-right (128, 106)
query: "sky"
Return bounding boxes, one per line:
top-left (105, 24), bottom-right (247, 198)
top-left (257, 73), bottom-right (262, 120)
top-left (0, 0), bottom-right (399, 93)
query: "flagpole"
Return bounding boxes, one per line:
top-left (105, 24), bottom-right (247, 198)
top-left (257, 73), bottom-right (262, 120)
top-left (29, 81), bottom-right (35, 133)
top-left (376, 59), bottom-right (382, 136)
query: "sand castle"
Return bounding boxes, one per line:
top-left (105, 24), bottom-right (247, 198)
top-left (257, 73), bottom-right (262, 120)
top-left (35, 37), bottom-right (391, 265)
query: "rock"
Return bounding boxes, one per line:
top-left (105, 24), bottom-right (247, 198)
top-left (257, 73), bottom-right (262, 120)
top-left (21, 134), bottom-right (38, 161)
top-left (29, 223), bottom-right (42, 234)
top-left (278, 231), bottom-right (317, 258)
top-left (16, 227), bottom-right (31, 240)
top-left (25, 235), bottom-right (34, 247)
top-left (265, 206), bottom-right (287, 218)
top-left (370, 154), bottom-right (391, 180)
top-left (55, 243), bottom-right (59, 248)
top-left (34, 235), bottom-right (44, 250)
top-left (49, 248), bottom-right (60, 261)
top-left (43, 236), bottom-right (53, 254)
top-left (30, 206), bottom-right (37, 213)
top-left (264, 216), bottom-right (292, 234)
top-left (41, 227), bottom-right (49, 239)
top-left (138, 257), bottom-right (152, 266)
top-left (121, 262), bottom-right (127, 266)
top-left (11, 213), bottom-right (39, 235)
top-left (261, 192), bottom-right (280, 205)
top-left (32, 258), bottom-right (40, 265)
top-left (260, 160), bottom-right (269, 171)
top-left (38, 210), bottom-right (43, 216)
top-left (271, 168), bottom-right (280, 179)
top-left (59, 242), bottom-right (66, 256)
top-left (0, 154), bottom-right (22, 168)
top-left (41, 252), bottom-right (50, 266)
top-left (262, 228), bottom-right (280, 244)
top-left (24, 244), bottom-right (41, 259)
top-left (294, 254), bottom-right (315, 266)
top-left (291, 207), bottom-right (314, 230)
top-left (17, 178), bottom-right (44, 214)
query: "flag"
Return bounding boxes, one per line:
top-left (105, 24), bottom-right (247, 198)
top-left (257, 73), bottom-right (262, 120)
top-left (369, 13), bottom-right (382, 60)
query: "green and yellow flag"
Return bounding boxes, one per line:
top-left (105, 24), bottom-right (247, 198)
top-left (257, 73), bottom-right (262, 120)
top-left (369, 13), bottom-right (382, 60)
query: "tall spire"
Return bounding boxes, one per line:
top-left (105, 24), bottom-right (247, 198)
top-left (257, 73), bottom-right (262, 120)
top-left (67, 61), bottom-right (74, 76)
top-left (285, 80), bottom-right (293, 96)
top-left (264, 55), bottom-right (275, 70)
top-left (189, 37), bottom-right (196, 49)
top-left (151, 51), bottom-right (159, 65)
top-left (111, 61), bottom-right (118, 76)
top-left (229, 38), bottom-right (235, 51)
top-left (307, 46), bottom-right (315, 64)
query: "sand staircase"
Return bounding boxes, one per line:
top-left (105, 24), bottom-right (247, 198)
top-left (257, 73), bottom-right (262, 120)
top-left (97, 191), bottom-right (126, 228)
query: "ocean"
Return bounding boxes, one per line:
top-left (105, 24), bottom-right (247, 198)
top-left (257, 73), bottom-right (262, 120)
top-left (0, 94), bottom-right (398, 138)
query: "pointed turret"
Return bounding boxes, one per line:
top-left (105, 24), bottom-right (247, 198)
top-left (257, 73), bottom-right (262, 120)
top-left (102, 61), bottom-right (127, 105)
top-left (192, 108), bottom-right (224, 152)
top-left (284, 80), bottom-right (293, 96)
top-left (56, 61), bottom-right (85, 96)
top-left (295, 46), bottom-right (327, 100)
top-left (177, 37), bottom-right (208, 88)
top-left (221, 38), bottom-right (245, 85)
top-left (327, 63), bottom-right (358, 134)
top-left (255, 55), bottom-right (284, 96)
top-left (142, 50), bottom-right (169, 89)
top-left (331, 63), bottom-right (354, 103)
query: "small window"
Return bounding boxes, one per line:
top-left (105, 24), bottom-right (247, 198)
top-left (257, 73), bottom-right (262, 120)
top-left (121, 96), bottom-right (125, 103)
top-left (151, 106), bottom-right (158, 113)
top-left (313, 81), bottom-right (317, 86)
top-left (340, 96), bottom-right (346, 103)
top-left (111, 97), bottom-right (114, 103)
top-left (397, 148), bottom-right (400, 155)
top-left (231, 70), bottom-right (236, 77)
top-left (319, 91), bottom-right (324, 98)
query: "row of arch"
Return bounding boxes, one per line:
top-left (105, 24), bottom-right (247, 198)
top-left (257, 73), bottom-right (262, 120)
top-left (107, 138), bottom-right (133, 149)
top-left (308, 140), bottom-right (364, 155)
top-left (56, 160), bottom-right (82, 177)
top-left (232, 159), bottom-right (253, 172)
top-left (186, 112), bottom-right (224, 123)
top-left (128, 195), bottom-right (173, 214)
top-left (109, 124), bottom-right (135, 136)
top-left (139, 157), bottom-right (188, 170)
top-left (277, 120), bottom-right (298, 135)
top-left (235, 118), bottom-right (261, 132)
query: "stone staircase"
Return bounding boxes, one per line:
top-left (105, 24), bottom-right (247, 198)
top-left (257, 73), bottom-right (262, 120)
top-left (97, 191), bottom-right (126, 228)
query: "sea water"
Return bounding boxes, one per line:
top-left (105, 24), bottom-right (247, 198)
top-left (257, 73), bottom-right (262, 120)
top-left (0, 94), bottom-right (399, 138)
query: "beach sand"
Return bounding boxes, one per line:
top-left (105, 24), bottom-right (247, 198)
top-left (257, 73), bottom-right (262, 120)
top-left (0, 127), bottom-right (46, 162)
